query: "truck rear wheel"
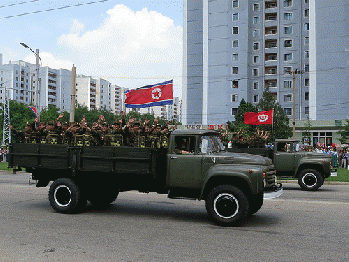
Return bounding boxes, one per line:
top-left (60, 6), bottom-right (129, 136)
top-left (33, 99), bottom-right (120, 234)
top-left (298, 169), bottom-right (323, 191)
top-left (48, 178), bottom-right (87, 213)
top-left (88, 191), bottom-right (119, 208)
top-left (205, 185), bottom-right (249, 226)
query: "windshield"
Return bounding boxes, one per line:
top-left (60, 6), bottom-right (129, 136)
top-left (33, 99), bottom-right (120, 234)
top-left (200, 135), bottom-right (225, 154)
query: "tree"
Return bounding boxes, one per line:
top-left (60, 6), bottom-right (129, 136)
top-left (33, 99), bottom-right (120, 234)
top-left (338, 120), bottom-right (349, 144)
top-left (230, 99), bottom-right (258, 136)
top-left (257, 90), bottom-right (292, 141)
top-left (301, 117), bottom-right (312, 145)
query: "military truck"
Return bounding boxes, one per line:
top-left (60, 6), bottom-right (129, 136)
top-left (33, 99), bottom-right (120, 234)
top-left (9, 129), bottom-right (281, 226)
top-left (229, 139), bottom-right (336, 191)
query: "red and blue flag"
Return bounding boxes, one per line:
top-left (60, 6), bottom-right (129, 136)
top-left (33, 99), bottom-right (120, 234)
top-left (125, 80), bottom-right (173, 108)
top-left (29, 106), bottom-right (40, 121)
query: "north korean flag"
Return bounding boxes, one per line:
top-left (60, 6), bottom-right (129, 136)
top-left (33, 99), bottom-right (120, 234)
top-left (125, 80), bottom-right (173, 108)
top-left (244, 109), bottom-right (273, 125)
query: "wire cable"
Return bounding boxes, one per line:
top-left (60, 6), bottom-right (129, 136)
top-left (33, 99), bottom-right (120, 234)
top-left (0, 0), bottom-right (40, 9)
top-left (0, 0), bottom-right (111, 20)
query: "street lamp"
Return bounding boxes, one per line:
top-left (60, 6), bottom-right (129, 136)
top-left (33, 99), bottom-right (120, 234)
top-left (20, 43), bottom-right (41, 112)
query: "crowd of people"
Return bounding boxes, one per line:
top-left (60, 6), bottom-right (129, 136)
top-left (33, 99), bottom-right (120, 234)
top-left (220, 129), bottom-right (269, 148)
top-left (10, 112), bottom-right (176, 149)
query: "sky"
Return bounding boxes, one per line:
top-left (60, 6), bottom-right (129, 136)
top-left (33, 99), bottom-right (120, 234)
top-left (0, 0), bottom-right (183, 97)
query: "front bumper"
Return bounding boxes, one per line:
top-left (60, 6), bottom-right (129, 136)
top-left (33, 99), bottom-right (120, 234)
top-left (330, 168), bottom-right (338, 177)
top-left (263, 183), bottom-right (283, 199)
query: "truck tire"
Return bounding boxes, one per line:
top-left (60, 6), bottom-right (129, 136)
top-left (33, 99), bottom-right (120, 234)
top-left (48, 178), bottom-right (87, 213)
top-left (298, 169), bottom-right (323, 191)
top-left (205, 185), bottom-right (249, 226)
top-left (248, 193), bottom-right (263, 216)
top-left (88, 191), bottom-right (119, 208)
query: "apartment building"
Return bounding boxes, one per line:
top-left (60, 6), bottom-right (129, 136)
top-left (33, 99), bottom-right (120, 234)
top-left (183, 0), bottom-right (311, 124)
top-left (309, 0), bottom-right (349, 120)
top-left (0, 57), bottom-right (71, 111)
top-left (110, 84), bottom-right (125, 114)
top-left (75, 75), bottom-right (98, 110)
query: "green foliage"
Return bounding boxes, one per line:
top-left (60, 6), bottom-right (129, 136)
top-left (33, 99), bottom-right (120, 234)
top-left (39, 105), bottom-right (61, 123)
top-left (229, 91), bottom-right (292, 141)
top-left (230, 99), bottom-right (258, 136)
top-left (301, 117), bottom-right (312, 144)
top-left (9, 101), bottom-right (36, 130)
top-left (338, 119), bottom-right (349, 144)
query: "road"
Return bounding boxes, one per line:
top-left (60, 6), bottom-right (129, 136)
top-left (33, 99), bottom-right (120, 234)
top-left (0, 171), bottom-right (349, 262)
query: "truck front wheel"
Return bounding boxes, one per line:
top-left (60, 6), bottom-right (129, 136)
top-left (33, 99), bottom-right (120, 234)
top-left (48, 178), bottom-right (87, 213)
top-left (205, 185), bottom-right (249, 226)
top-left (298, 169), bottom-right (323, 191)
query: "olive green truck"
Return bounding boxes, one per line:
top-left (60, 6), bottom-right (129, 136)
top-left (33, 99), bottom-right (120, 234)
top-left (229, 139), bottom-right (336, 191)
top-left (9, 129), bottom-right (281, 226)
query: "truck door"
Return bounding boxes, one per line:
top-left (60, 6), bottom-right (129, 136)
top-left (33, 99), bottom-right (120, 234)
top-left (167, 136), bottom-right (203, 189)
top-left (274, 142), bottom-right (295, 172)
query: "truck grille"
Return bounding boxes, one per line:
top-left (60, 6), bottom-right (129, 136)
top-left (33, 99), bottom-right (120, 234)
top-left (264, 167), bottom-right (276, 188)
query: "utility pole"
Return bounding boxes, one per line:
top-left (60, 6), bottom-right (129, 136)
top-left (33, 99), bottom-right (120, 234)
top-left (2, 87), bottom-right (11, 146)
top-left (292, 69), bottom-right (302, 139)
top-left (69, 65), bottom-right (77, 123)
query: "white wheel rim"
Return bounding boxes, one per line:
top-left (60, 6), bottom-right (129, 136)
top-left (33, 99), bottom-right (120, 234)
top-left (213, 193), bottom-right (239, 219)
top-left (54, 185), bottom-right (72, 207)
top-left (302, 173), bottom-right (317, 188)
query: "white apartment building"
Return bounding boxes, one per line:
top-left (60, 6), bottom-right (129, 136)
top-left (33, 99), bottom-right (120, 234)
top-left (0, 56), bottom-right (71, 112)
top-left (110, 84), bottom-right (125, 114)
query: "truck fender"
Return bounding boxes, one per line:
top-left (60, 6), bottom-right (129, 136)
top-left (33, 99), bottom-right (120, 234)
top-left (200, 164), bottom-right (262, 200)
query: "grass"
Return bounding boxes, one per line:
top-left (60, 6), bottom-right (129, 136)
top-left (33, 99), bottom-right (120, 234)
top-left (0, 162), bottom-right (12, 171)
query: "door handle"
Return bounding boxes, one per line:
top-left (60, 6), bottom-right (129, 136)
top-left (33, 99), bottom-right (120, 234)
top-left (171, 156), bottom-right (178, 159)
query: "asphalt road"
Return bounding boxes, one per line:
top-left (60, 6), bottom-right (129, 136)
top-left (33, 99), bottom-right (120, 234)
top-left (0, 171), bottom-right (349, 262)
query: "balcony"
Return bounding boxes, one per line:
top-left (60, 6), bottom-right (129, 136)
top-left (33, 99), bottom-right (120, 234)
top-left (265, 53), bottom-right (278, 62)
top-left (48, 73), bottom-right (57, 79)
top-left (265, 1), bottom-right (277, 9)
top-left (265, 26), bottom-right (277, 36)
top-left (48, 85), bottom-right (56, 90)
top-left (265, 66), bottom-right (277, 75)
top-left (265, 39), bottom-right (277, 49)
top-left (265, 13), bottom-right (277, 22)
top-left (265, 80), bottom-right (278, 89)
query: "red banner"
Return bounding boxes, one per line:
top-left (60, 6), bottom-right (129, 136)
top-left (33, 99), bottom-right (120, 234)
top-left (244, 109), bottom-right (273, 125)
top-left (125, 80), bottom-right (173, 108)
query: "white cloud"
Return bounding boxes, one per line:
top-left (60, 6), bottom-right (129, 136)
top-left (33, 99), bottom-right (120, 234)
top-left (24, 52), bottom-right (74, 70)
top-left (57, 4), bottom-right (183, 96)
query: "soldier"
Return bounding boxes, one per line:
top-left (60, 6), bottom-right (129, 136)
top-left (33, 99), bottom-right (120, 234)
top-left (45, 121), bottom-right (60, 145)
top-left (110, 122), bottom-right (124, 146)
top-left (10, 122), bottom-right (36, 143)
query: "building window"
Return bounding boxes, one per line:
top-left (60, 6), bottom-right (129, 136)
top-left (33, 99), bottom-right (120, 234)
top-left (305, 37), bottom-right (309, 45)
top-left (305, 107), bottom-right (309, 114)
top-left (284, 53), bottom-right (293, 61)
top-left (253, 82), bottom-right (259, 89)
top-left (253, 95), bottom-right (259, 103)
top-left (265, 26), bottom-right (277, 35)
top-left (304, 23), bottom-right (309, 31)
top-left (266, 67), bottom-right (277, 75)
top-left (284, 12), bottom-right (292, 20)
top-left (304, 64), bottom-right (309, 72)
top-left (232, 0), bottom-right (239, 8)
top-left (232, 108), bottom-right (238, 115)
top-left (231, 94), bottom-right (238, 102)
top-left (253, 3), bottom-right (260, 11)
top-left (232, 54), bottom-right (238, 61)
top-left (265, 53), bottom-right (277, 61)
top-left (305, 78), bottom-right (309, 86)
top-left (253, 16), bottom-right (260, 24)
top-left (305, 50), bottom-right (309, 59)
top-left (232, 67), bottom-right (239, 74)
top-left (284, 94), bottom-right (292, 102)
top-left (284, 66), bottom-right (292, 75)
top-left (284, 80), bottom-right (292, 88)
top-left (284, 39), bottom-right (293, 47)
top-left (304, 9), bottom-right (309, 17)
top-left (232, 80), bottom-right (239, 88)
top-left (232, 13), bottom-right (239, 21)
top-left (232, 27), bottom-right (239, 34)
top-left (284, 26), bottom-right (293, 34)
top-left (266, 39), bottom-right (277, 48)
top-left (284, 108), bottom-right (292, 115)
top-left (232, 40), bottom-right (239, 48)
top-left (265, 13), bottom-right (277, 21)
top-left (266, 80), bottom-right (277, 88)
top-left (253, 29), bottom-right (260, 38)
top-left (305, 92), bottom-right (309, 101)
top-left (253, 42), bottom-right (259, 50)
top-left (253, 68), bottom-right (259, 76)
top-left (284, 0), bottom-right (292, 7)
top-left (253, 55), bottom-right (259, 64)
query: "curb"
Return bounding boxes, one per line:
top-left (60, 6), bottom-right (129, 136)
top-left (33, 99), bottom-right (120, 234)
top-left (277, 180), bottom-right (349, 185)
